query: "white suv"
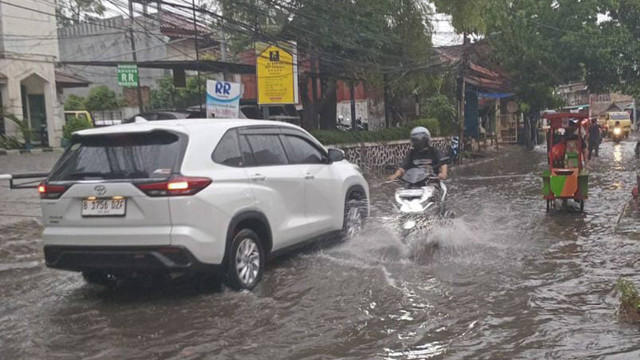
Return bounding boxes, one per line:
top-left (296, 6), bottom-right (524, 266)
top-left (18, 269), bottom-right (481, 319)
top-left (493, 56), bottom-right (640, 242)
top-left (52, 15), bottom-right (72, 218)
top-left (40, 119), bottom-right (369, 290)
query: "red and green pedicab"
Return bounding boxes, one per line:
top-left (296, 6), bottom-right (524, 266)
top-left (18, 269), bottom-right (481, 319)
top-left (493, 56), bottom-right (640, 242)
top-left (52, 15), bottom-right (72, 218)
top-left (542, 112), bottom-right (589, 213)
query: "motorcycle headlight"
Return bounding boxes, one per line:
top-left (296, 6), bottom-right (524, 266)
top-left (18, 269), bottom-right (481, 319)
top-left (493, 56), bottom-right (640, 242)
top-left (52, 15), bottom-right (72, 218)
top-left (614, 128), bottom-right (622, 135)
top-left (403, 220), bottom-right (416, 230)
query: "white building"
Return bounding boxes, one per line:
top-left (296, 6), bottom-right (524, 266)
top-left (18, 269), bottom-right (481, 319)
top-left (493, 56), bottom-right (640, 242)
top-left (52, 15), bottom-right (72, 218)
top-left (58, 9), bottom-right (217, 118)
top-left (0, 0), bottom-right (65, 147)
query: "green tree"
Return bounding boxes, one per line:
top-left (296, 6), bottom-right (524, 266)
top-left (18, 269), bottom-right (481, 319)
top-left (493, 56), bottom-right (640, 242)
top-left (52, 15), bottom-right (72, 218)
top-left (64, 95), bottom-right (86, 111)
top-left (150, 76), bottom-right (206, 110)
top-left (56, 0), bottom-right (106, 27)
top-left (85, 86), bottom-right (121, 112)
top-left (582, 0), bottom-right (640, 96)
top-left (432, 0), bottom-right (497, 35)
top-left (218, 0), bottom-right (438, 129)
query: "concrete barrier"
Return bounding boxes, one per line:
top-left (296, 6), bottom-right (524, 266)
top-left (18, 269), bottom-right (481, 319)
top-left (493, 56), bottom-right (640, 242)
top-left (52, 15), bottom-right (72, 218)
top-left (329, 137), bottom-right (451, 173)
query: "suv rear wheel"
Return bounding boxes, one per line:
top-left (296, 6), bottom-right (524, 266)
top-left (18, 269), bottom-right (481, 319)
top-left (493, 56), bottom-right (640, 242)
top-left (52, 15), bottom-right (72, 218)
top-left (225, 229), bottom-right (265, 290)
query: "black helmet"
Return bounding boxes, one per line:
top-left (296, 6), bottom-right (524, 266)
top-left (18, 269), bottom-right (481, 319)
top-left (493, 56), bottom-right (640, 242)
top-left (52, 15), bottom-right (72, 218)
top-left (410, 126), bottom-right (431, 151)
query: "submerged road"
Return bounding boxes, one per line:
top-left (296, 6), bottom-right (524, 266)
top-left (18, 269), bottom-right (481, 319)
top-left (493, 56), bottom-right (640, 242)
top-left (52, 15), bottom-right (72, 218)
top-left (1, 140), bottom-right (640, 359)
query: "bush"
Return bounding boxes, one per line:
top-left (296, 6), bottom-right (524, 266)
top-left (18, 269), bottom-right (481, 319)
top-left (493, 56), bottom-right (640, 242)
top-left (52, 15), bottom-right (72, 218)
top-left (85, 85), bottom-right (122, 112)
top-left (1, 111), bottom-right (34, 147)
top-left (64, 95), bottom-right (86, 111)
top-left (0, 134), bottom-right (23, 150)
top-left (63, 116), bottom-right (92, 141)
top-left (616, 278), bottom-right (640, 323)
top-left (310, 118), bottom-right (450, 145)
top-left (422, 95), bottom-right (457, 135)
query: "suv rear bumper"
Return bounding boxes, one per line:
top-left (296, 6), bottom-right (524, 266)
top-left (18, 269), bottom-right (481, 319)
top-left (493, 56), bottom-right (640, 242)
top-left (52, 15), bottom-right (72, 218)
top-left (44, 245), bottom-right (222, 274)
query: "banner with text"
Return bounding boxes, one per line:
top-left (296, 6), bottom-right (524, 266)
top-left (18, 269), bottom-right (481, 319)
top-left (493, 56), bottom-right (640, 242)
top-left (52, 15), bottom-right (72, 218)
top-left (206, 80), bottom-right (241, 118)
top-left (256, 42), bottom-right (299, 105)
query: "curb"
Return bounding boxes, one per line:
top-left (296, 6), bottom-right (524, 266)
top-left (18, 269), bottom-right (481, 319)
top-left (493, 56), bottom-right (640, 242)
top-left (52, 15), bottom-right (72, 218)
top-left (0, 148), bottom-right (64, 155)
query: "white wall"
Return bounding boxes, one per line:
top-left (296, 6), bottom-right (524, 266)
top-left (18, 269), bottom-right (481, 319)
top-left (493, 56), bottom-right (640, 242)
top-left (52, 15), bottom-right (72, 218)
top-left (0, 0), bottom-right (59, 59)
top-left (0, 0), bottom-right (62, 146)
top-left (0, 60), bottom-right (61, 146)
top-left (58, 15), bottom-right (170, 99)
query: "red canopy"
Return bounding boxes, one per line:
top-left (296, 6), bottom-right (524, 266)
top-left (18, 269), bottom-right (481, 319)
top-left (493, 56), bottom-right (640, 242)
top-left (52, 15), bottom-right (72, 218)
top-left (542, 112), bottom-right (590, 129)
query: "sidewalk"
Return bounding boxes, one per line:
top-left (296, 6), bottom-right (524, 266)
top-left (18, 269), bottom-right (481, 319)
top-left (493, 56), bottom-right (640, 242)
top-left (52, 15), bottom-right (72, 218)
top-left (0, 152), bottom-right (61, 227)
top-left (0, 147), bottom-right (64, 156)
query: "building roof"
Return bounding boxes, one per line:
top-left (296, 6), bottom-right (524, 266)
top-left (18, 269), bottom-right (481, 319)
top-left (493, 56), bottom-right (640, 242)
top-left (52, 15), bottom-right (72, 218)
top-left (58, 10), bottom-right (216, 42)
top-left (436, 42), bottom-right (511, 93)
top-left (152, 10), bottom-right (212, 39)
top-left (55, 70), bottom-right (90, 88)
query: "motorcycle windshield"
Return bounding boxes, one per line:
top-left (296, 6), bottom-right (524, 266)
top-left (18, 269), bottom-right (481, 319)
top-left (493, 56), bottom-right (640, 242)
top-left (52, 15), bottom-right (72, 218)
top-left (402, 167), bottom-right (431, 184)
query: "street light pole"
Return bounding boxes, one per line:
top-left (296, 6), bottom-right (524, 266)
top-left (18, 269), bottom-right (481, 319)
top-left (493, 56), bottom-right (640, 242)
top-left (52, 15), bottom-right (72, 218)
top-left (128, 0), bottom-right (144, 114)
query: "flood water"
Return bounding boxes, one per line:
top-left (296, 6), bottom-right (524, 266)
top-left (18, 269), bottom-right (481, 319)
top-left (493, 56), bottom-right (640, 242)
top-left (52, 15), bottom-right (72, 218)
top-left (2, 141), bottom-right (640, 359)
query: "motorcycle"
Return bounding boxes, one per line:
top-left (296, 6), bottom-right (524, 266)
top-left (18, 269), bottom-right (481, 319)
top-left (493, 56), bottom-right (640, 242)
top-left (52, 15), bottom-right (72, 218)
top-left (392, 158), bottom-right (453, 242)
top-left (449, 136), bottom-right (460, 164)
top-left (612, 125), bottom-right (624, 144)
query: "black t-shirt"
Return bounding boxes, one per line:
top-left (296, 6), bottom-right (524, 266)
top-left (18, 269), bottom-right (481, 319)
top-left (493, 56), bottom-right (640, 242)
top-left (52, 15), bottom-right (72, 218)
top-left (401, 146), bottom-right (442, 170)
top-left (587, 124), bottom-right (600, 141)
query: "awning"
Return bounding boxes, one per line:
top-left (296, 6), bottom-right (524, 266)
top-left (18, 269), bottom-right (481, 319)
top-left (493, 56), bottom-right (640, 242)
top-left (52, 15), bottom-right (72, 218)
top-left (61, 60), bottom-right (256, 75)
top-left (478, 92), bottom-right (514, 99)
top-left (55, 70), bottom-right (90, 88)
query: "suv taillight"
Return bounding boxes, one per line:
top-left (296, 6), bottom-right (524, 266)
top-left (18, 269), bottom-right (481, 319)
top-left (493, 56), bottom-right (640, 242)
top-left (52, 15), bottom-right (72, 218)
top-left (135, 176), bottom-right (212, 197)
top-left (38, 183), bottom-right (69, 199)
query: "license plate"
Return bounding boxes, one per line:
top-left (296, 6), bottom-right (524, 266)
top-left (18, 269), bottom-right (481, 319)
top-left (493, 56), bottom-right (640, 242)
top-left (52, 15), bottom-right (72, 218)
top-left (82, 198), bottom-right (127, 217)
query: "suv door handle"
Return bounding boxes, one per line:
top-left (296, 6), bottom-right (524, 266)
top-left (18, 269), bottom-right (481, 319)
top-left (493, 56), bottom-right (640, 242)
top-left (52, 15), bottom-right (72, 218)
top-left (251, 174), bottom-right (266, 181)
top-left (304, 173), bottom-right (315, 180)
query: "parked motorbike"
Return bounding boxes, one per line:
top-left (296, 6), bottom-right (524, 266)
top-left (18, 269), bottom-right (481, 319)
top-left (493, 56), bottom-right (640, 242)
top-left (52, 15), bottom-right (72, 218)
top-left (392, 158), bottom-right (453, 242)
top-left (449, 137), bottom-right (460, 164)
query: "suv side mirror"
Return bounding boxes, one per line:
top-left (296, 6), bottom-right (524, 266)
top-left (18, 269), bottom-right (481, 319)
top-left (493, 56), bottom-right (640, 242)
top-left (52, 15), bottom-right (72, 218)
top-left (328, 148), bottom-right (345, 163)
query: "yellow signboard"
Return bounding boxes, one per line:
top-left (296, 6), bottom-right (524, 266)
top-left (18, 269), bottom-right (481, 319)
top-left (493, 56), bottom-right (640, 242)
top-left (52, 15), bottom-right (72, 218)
top-left (256, 43), bottom-right (298, 105)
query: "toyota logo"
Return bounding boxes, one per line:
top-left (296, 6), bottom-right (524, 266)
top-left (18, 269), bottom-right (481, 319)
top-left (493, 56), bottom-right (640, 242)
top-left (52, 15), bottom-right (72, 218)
top-left (93, 185), bottom-right (106, 196)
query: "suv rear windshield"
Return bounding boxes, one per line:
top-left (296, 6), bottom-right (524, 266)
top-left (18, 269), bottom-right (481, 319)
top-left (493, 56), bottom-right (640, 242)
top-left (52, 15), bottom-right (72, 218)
top-left (49, 131), bottom-right (184, 181)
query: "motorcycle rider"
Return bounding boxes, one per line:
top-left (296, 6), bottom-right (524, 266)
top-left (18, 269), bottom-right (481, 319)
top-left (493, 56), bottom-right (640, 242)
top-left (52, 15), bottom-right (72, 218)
top-left (388, 126), bottom-right (448, 181)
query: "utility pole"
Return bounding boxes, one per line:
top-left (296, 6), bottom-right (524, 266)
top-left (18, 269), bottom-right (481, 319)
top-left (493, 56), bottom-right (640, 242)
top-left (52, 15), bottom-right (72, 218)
top-left (350, 82), bottom-right (357, 130)
top-left (457, 32), bottom-right (469, 165)
top-left (383, 73), bottom-right (391, 128)
top-left (220, 6), bottom-right (230, 81)
top-left (129, 0), bottom-right (144, 113)
top-left (192, 0), bottom-right (204, 113)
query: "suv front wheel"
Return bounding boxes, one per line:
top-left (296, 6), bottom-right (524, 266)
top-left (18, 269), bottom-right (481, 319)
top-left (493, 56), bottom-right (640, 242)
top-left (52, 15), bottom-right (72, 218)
top-left (225, 229), bottom-right (265, 290)
top-left (342, 194), bottom-right (368, 240)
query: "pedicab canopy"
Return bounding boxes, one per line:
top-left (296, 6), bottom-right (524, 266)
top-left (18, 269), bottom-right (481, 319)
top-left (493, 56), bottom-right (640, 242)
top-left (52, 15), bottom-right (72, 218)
top-left (542, 112), bottom-right (590, 129)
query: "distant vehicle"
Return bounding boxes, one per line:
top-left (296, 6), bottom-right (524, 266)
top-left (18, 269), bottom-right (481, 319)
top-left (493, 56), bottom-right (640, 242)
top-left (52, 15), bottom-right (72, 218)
top-left (612, 121), bottom-right (624, 143)
top-left (604, 112), bottom-right (631, 138)
top-left (39, 119), bottom-right (369, 290)
top-left (64, 111), bottom-right (92, 124)
top-left (122, 110), bottom-right (206, 124)
top-left (64, 111), bottom-right (121, 127)
top-left (240, 104), bottom-right (301, 125)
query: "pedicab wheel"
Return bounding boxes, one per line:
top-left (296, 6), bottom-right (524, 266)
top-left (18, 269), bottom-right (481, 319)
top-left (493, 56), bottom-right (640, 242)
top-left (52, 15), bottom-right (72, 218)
top-left (546, 200), bottom-right (550, 213)
top-left (579, 200), bottom-right (585, 213)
